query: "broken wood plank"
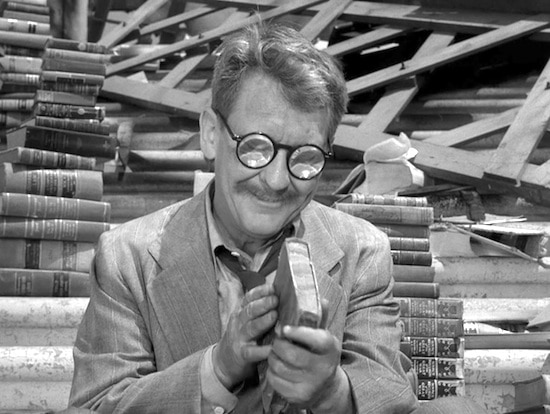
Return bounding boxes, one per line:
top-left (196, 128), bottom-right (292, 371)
top-left (158, 53), bottom-right (210, 89)
top-left (484, 57), bottom-right (550, 185)
top-left (299, 0), bottom-right (352, 42)
top-left (346, 17), bottom-right (550, 96)
top-left (100, 76), bottom-right (207, 119)
top-left (106, 0), bottom-right (326, 76)
top-left (138, 5), bottom-right (216, 38)
top-left (99, 0), bottom-right (172, 48)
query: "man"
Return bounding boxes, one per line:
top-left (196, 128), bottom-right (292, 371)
top-left (69, 22), bottom-right (484, 414)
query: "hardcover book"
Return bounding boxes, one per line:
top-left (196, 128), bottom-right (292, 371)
top-left (412, 356), bottom-right (465, 379)
top-left (417, 379), bottom-right (465, 400)
top-left (399, 317), bottom-right (464, 338)
top-left (0, 268), bottom-right (90, 297)
top-left (34, 89), bottom-right (97, 107)
top-left (514, 375), bottom-right (550, 412)
top-left (334, 202), bottom-right (434, 226)
top-left (0, 147), bottom-right (96, 170)
top-left (404, 336), bottom-right (465, 358)
top-left (391, 250), bottom-right (433, 266)
top-left (393, 282), bottom-right (440, 299)
top-left (398, 298), bottom-right (464, 319)
top-left (32, 102), bottom-right (106, 121)
top-left (0, 217), bottom-right (109, 242)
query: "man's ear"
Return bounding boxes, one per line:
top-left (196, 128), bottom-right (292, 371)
top-left (200, 108), bottom-right (218, 161)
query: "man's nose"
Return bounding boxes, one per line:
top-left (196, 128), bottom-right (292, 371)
top-left (262, 150), bottom-right (291, 190)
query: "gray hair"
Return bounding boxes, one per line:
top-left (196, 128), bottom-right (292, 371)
top-left (211, 22), bottom-right (348, 142)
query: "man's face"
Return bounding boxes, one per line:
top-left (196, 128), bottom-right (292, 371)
top-left (203, 72), bottom-right (328, 246)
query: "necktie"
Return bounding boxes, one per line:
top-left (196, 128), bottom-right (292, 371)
top-left (215, 227), bottom-right (291, 291)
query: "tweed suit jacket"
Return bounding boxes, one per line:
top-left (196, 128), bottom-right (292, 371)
top-left (69, 189), bottom-right (418, 413)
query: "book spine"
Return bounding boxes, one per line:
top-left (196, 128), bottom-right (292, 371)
top-left (2, 10), bottom-right (50, 23)
top-left (393, 264), bottom-right (436, 283)
top-left (0, 43), bottom-right (43, 56)
top-left (34, 90), bottom-right (97, 107)
top-left (389, 236), bottom-right (430, 251)
top-left (0, 217), bottom-right (110, 242)
top-left (0, 98), bottom-right (34, 111)
top-left (0, 192), bottom-right (111, 221)
top-left (33, 103), bottom-right (106, 120)
top-left (334, 203), bottom-right (434, 226)
top-left (4, 1), bottom-right (50, 14)
top-left (398, 297), bottom-right (464, 318)
top-left (40, 70), bottom-right (105, 86)
top-left (45, 38), bottom-right (109, 54)
top-left (16, 126), bottom-right (115, 158)
top-left (0, 16), bottom-right (50, 34)
top-left (0, 73), bottom-right (40, 85)
top-left (412, 357), bottom-right (465, 379)
top-left (0, 30), bottom-right (49, 49)
top-left (42, 48), bottom-right (113, 64)
top-left (1, 164), bottom-right (104, 200)
top-left (375, 223), bottom-right (430, 239)
top-left (33, 116), bottom-right (109, 135)
top-left (41, 57), bottom-right (107, 76)
top-left (0, 147), bottom-right (96, 170)
top-left (393, 282), bottom-right (440, 298)
top-left (39, 81), bottom-right (101, 96)
top-left (348, 193), bottom-right (428, 207)
top-left (0, 56), bottom-right (42, 73)
top-left (417, 379), bottom-right (465, 400)
top-left (404, 336), bottom-right (465, 358)
top-left (391, 250), bottom-right (433, 266)
top-left (400, 317), bottom-right (464, 337)
top-left (0, 238), bottom-right (95, 273)
top-left (0, 268), bottom-right (90, 297)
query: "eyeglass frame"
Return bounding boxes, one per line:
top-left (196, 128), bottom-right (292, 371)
top-left (212, 108), bottom-right (333, 181)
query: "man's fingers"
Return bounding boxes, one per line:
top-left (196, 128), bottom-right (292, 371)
top-left (279, 325), bottom-right (334, 354)
top-left (242, 344), bottom-right (272, 362)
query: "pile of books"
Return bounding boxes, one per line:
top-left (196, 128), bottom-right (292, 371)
top-left (1, 0), bottom-right (50, 24)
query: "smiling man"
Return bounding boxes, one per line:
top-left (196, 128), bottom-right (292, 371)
top-left (68, 22), bottom-right (484, 414)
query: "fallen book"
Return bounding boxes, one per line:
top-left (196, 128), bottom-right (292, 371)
top-left (0, 217), bottom-right (109, 242)
top-left (0, 268), bottom-right (90, 297)
top-left (34, 89), bottom-right (97, 107)
top-left (0, 147), bottom-right (96, 170)
top-left (334, 202), bottom-right (434, 226)
top-left (31, 115), bottom-right (111, 136)
top-left (32, 102), bottom-right (106, 120)
top-left (0, 55), bottom-right (42, 73)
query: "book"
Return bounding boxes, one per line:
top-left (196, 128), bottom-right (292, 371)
top-left (2, 1), bottom-right (50, 15)
top-left (404, 336), bottom-right (465, 358)
top-left (392, 264), bottom-right (436, 283)
top-left (32, 102), bottom-right (106, 120)
top-left (417, 379), bottom-right (466, 400)
top-left (0, 55), bottom-right (42, 73)
top-left (388, 236), bottom-right (430, 251)
top-left (40, 70), bottom-right (105, 86)
top-left (465, 332), bottom-right (550, 350)
top-left (34, 89), bottom-right (97, 107)
top-left (507, 406), bottom-right (550, 414)
top-left (399, 317), bottom-right (464, 338)
top-left (42, 48), bottom-right (113, 65)
top-left (398, 298), bottom-right (464, 319)
top-left (39, 80), bottom-right (101, 96)
top-left (412, 357), bottom-right (464, 379)
top-left (0, 268), bottom-right (90, 296)
top-left (0, 238), bottom-right (95, 272)
top-left (0, 30), bottom-right (49, 49)
top-left (0, 72), bottom-right (40, 85)
top-left (45, 37), bottom-right (110, 54)
top-left (0, 97), bottom-right (34, 111)
top-left (374, 223), bottom-right (430, 239)
top-left (334, 203), bottom-right (434, 226)
top-left (393, 282), bottom-right (440, 298)
top-left (41, 57), bottom-right (107, 77)
top-left (0, 43), bottom-right (43, 57)
top-left (342, 193), bottom-right (429, 207)
top-left (0, 147), bottom-right (96, 170)
top-left (0, 16), bottom-right (50, 35)
top-left (0, 217), bottom-right (109, 242)
top-left (31, 116), bottom-right (111, 136)
top-left (7, 125), bottom-right (116, 159)
top-left (391, 250), bottom-right (433, 266)
top-left (0, 192), bottom-right (111, 221)
top-left (0, 163), bottom-right (104, 200)
top-left (515, 375), bottom-right (550, 412)
top-left (2, 9), bottom-right (50, 23)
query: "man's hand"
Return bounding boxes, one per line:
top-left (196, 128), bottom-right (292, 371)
top-left (213, 284), bottom-right (279, 389)
top-left (266, 326), bottom-right (344, 409)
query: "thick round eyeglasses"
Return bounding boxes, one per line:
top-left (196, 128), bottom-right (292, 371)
top-left (213, 109), bottom-right (332, 180)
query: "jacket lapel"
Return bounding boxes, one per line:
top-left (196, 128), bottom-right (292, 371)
top-left (147, 192), bottom-right (221, 361)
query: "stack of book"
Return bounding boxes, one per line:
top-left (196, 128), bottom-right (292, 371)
top-left (333, 193), bottom-right (439, 298)
top-left (0, 0), bottom-right (50, 24)
top-left (0, 147), bottom-right (111, 297)
top-left (398, 297), bottom-right (466, 401)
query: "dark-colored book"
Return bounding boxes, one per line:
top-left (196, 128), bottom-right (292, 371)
top-left (0, 192), bottom-right (111, 222)
top-left (514, 375), bottom-right (550, 412)
top-left (45, 37), bottom-right (110, 54)
top-left (0, 268), bottom-right (90, 297)
top-left (32, 102), bottom-right (106, 120)
top-left (399, 317), bottom-right (464, 338)
top-left (388, 236), bottom-right (430, 252)
top-left (39, 81), bottom-right (101, 96)
top-left (34, 89), bottom-right (97, 107)
top-left (7, 125), bottom-right (116, 159)
top-left (40, 70), bottom-right (105, 87)
top-left (393, 282), bottom-right (440, 298)
top-left (0, 217), bottom-right (109, 242)
top-left (334, 202), bottom-right (434, 226)
top-left (392, 265), bottom-right (436, 283)
top-left (404, 336), bottom-right (465, 358)
top-left (30, 116), bottom-right (111, 136)
top-left (0, 163), bottom-right (104, 200)
top-left (398, 298), bottom-right (464, 319)
top-left (41, 57), bottom-right (107, 76)
top-left (375, 223), bottom-right (430, 239)
top-left (417, 379), bottom-right (465, 400)
top-left (412, 356), bottom-right (465, 379)
top-left (391, 250), bottom-right (433, 266)
top-left (0, 147), bottom-right (96, 170)
top-left (0, 238), bottom-right (95, 273)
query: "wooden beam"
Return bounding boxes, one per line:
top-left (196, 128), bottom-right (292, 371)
top-left (99, 0), bottom-right (172, 48)
top-left (106, 0), bottom-right (326, 76)
top-left (299, 0), bottom-right (352, 42)
top-left (100, 76), bottom-right (207, 119)
top-left (158, 53), bottom-right (210, 89)
top-left (346, 17), bottom-right (550, 96)
top-left (484, 57), bottom-right (550, 185)
top-left (138, 5), bottom-right (216, 37)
